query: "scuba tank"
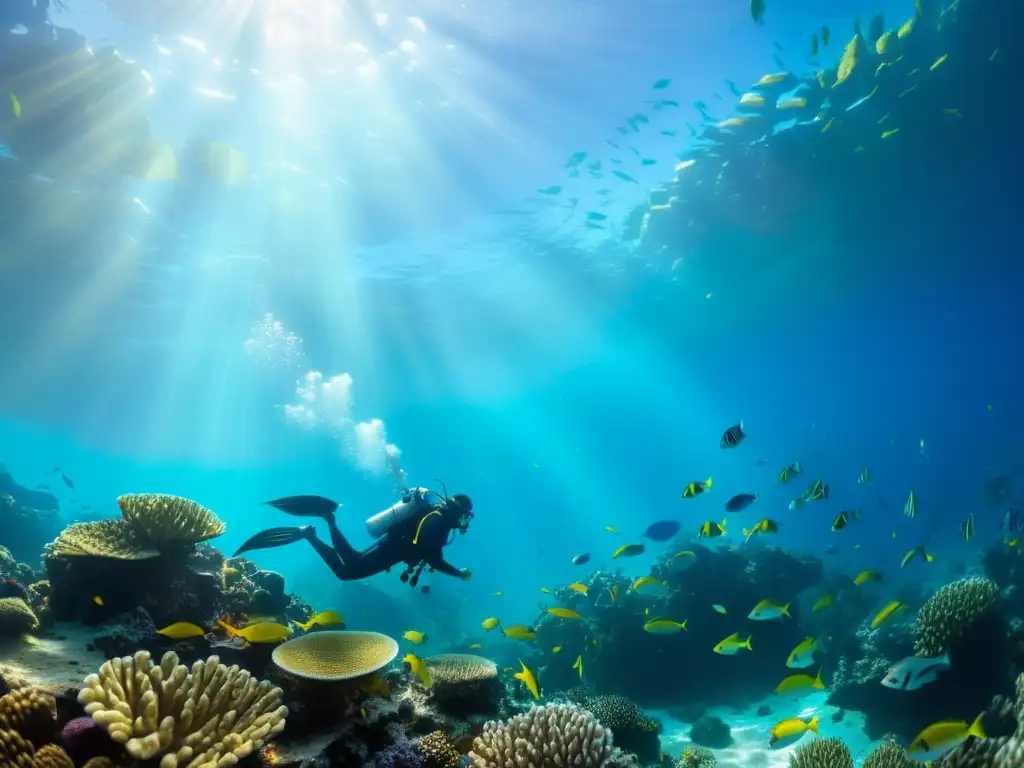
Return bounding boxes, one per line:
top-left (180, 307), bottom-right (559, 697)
top-left (365, 488), bottom-right (432, 539)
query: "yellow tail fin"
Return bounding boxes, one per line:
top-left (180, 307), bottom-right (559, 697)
top-left (967, 712), bottom-right (987, 740)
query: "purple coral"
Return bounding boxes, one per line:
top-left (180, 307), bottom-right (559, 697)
top-left (60, 715), bottom-right (109, 761)
top-left (373, 723), bottom-right (426, 768)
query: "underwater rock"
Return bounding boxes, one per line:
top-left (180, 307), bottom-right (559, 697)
top-left (688, 715), bottom-right (732, 749)
top-left (667, 703), bottom-right (707, 723)
top-left (85, 607), bottom-right (158, 658)
top-left (0, 468), bottom-right (62, 565)
top-left (756, 704), bottom-right (772, 717)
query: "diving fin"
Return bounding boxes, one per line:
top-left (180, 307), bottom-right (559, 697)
top-left (233, 526), bottom-right (311, 556)
top-left (264, 495), bottom-right (340, 519)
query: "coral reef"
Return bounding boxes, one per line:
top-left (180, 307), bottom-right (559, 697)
top-left (422, 654), bottom-right (502, 716)
top-left (940, 671), bottom-right (1024, 768)
top-left (914, 577), bottom-right (1001, 657)
top-left (418, 731), bottom-right (460, 768)
top-left (272, 631), bottom-right (398, 681)
top-left (0, 690), bottom-right (56, 746)
top-left (861, 738), bottom-right (915, 768)
top-left (78, 650), bottom-right (287, 768)
top-left (789, 737), bottom-right (853, 768)
top-left (688, 715), bottom-right (731, 750)
top-left (0, 600), bottom-right (38, 638)
top-left (469, 704), bottom-right (635, 768)
top-left (115, 494), bottom-right (226, 545)
top-left (678, 745), bottom-right (716, 768)
top-left (579, 695), bottom-right (661, 763)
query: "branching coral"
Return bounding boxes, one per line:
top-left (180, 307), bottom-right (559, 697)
top-left (789, 737), bottom-right (853, 768)
top-left (0, 729), bottom-right (33, 768)
top-left (44, 520), bottom-right (158, 560)
top-left (116, 494), bottom-right (226, 545)
top-left (0, 600), bottom-right (38, 637)
top-left (0, 690), bottom-right (56, 746)
top-left (77, 650), bottom-right (287, 768)
top-left (469, 704), bottom-right (627, 768)
top-left (418, 731), bottom-right (460, 768)
top-left (914, 577), bottom-right (1000, 656)
top-left (862, 737), bottom-right (914, 768)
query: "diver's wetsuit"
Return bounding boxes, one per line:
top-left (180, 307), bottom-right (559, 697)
top-left (306, 509), bottom-right (463, 581)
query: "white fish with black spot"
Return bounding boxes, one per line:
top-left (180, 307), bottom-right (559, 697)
top-left (880, 650), bottom-right (951, 691)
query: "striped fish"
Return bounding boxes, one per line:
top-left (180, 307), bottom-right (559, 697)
top-left (961, 514), bottom-right (976, 541)
top-left (904, 490), bottom-right (917, 518)
top-left (720, 421), bottom-right (746, 449)
top-left (857, 468), bottom-right (872, 484)
top-left (1002, 508), bottom-right (1024, 535)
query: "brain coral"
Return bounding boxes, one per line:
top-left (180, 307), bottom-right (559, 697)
top-left (78, 650), bottom-right (287, 768)
top-left (469, 704), bottom-right (630, 768)
top-left (584, 695), bottom-right (661, 735)
top-left (0, 599), bottom-right (39, 637)
top-left (45, 520), bottom-right (158, 560)
top-left (271, 631), bottom-right (398, 681)
top-left (914, 576), bottom-right (1000, 656)
top-left (0, 690), bottom-right (56, 746)
top-left (789, 737), bottom-right (854, 768)
top-left (117, 494), bottom-right (226, 544)
top-left (423, 654), bottom-right (497, 685)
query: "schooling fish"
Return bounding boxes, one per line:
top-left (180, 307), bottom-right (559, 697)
top-left (502, 624), bottom-right (537, 641)
top-left (901, 545), bottom-right (934, 568)
top-left (292, 610), bottom-right (345, 631)
top-left (775, 668), bottom-right (824, 695)
top-left (612, 543), bottom-right (646, 558)
top-left (787, 637), bottom-right (821, 668)
top-left (157, 622), bottom-right (207, 639)
top-left (1002, 509), bottom-right (1024, 535)
top-left (514, 660), bottom-right (540, 699)
top-left (858, 468), bottom-right (872, 484)
top-left (832, 510), bottom-right (859, 531)
top-left (779, 462), bottom-right (803, 483)
top-left (749, 599), bottom-right (791, 621)
top-left (769, 715), bottom-right (818, 748)
top-left (571, 553), bottom-right (591, 566)
top-left (854, 569), bottom-right (882, 585)
top-left (643, 617), bottom-right (688, 634)
top-left (908, 712), bottom-right (986, 759)
top-left (482, 617), bottom-right (500, 631)
top-left (713, 632), bottom-right (752, 655)
top-left (961, 514), bottom-right (976, 541)
top-left (726, 493), bottom-right (758, 512)
top-left (403, 653), bottom-right (433, 688)
top-left (904, 490), bottom-right (918, 518)
top-left (743, 518), bottom-right (778, 542)
top-left (642, 520), bottom-right (681, 542)
top-left (699, 519), bottom-right (727, 538)
top-left (720, 422), bottom-right (746, 448)
top-left (548, 607), bottom-right (583, 620)
top-left (632, 576), bottom-right (670, 598)
top-left (61, 474), bottom-right (75, 489)
top-left (882, 650), bottom-right (951, 691)
top-left (871, 601), bottom-right (905, 628)
top-left (750, 0), bottom-right (766, 26)
top-left (681, 477), bottom-right (712, 498)
top-left (218, 620), bottom-right (292, 644)
top-left (573, 654), bottom-right (583, 679)
top-left (403, 630), bottom-right (428, 644)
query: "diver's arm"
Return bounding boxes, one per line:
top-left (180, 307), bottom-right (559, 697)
top-left (425, 550), bottom-right (464, 578)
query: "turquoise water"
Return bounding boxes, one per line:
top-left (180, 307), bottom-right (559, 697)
top-left (1, 0), bottom-right (1021, 758)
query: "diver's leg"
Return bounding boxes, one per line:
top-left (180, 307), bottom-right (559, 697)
top-left (324, 515), bottom-right (361, 562)
top-left (303, 528), bottom-right (354, 581)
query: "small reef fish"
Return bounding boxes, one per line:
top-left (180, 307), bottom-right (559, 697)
top-left (540, 587), bottom-right (551, 594)
top-left (787, 637), bottom-right (821, 668)
top-left (493, 591), bottom-right (503, 597)
top-left (514, 660), bottom-right (541, 699)
top-left (571, 553), bottom-right (591, 566)
top-left (157, 622), bottom-right (207, 639)
top-left (858, 468), bottom-right (872, 484)
top-left (573, 655), bottom-right (583, 679)
top-left (604, 526), bottom-right (621, 535)
top-left (726, 493), bottom-right (758, 512)
top-left (778, 462), bottom-right (803, 483)
top-left (769, 715), bottom-right (819, 748)
top-left (403, 653), bottom-right (433, 688)
top-left (743, 519), bottom-right (778, 542)
top-left (92, 596), bottom-right (104, 606)
top-left (671, 551), bottom-right (696, 568)
top-left (822, 25), bottom-right (831, 46)
top-left (9, 92), bottom-right (21, 118)
top-left (403, 630), bottom-right (428, 644)
top-left (502, 624), bottom-right (537, 641)
top-left (908, 713), bottom-right (986, 759)
top-left (810, 34), bottom-right (818, 56)
top-left (720, 422), bottom-right (746, 448)
top-left (681, 477), bottom-right (712, 498)
top-left (882, 651), bottom-right (951, 691)
top-left (904, 490), bottom-right (918, 518)
top-left (293, 610), bottom-right (344, 631)
top-left (775, 668), bottom-right (824, 695)
top-left (871, 601), bottom-right (905, 629)
top-left (749, 600), bottom-right (791, 621)
top-left (1002, 509), bottom-right (1024, 535)
top-left (901, 545), bottom-right (934, 568)
top-left (832, 510), bottom-right (859, 531)
top-left (632, 576), bottom-right (670, 598)
top-left (854, 569), bottom-right (882, 586)
top-left (699, 519), bottom-right (727, 538)
top-left (468, 643), bottom-right (483, 650)
top-left (713, 632), bottom-right (752, 655)
top-left (62, 474), bottom-right (75, 489)
top-left (750, 0), bottom-right (766, 26)
top-left (609, 585), bottom-right (619, 601)
top-left (712, 604), bottom-right (727, 615)
top-left (642, 520), bottom-right (681, 542)
top-left (643, 617), bottom-right (688, 634)
top-left (812, 594), bottom-right (834, 612)
top-left (612, 543), bottom-right (645, 558)
top-left (547, 607), bottom-right (583, 620)
top-left (218, 620), bottom-right (292, 644)
top-left (552, 646), bottom-right (562, 653)
top-left (961, 514), bottom-right (976, 541)
top-left (569, 583), bottom-right (588, 595)
top-left (482, 617), bottom-right (500, 631)
top-left (791, 479), bottom-right (829, 510)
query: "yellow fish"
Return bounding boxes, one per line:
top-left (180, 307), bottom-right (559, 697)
top-left (569, 583), bottom-right (588, 595)
top-left (787, 637), bottom-right (821, 668)
top-left (514, 659), bottom-right (540, 699)
top-left (632, 576), bottom-right (669, 597)
top-left (547, 607), bottom-right (583, 620)
top-left (403, 653), bottom-right (433, 688)
top-left (854, 569), bottom-right (882, 585)
top-left (502, 624), bottom-right (537, 641)
top-left (403, 630), bottom-right (428, 644)
top-left (482, 617), bottom-right (500, 631)
top-left (609, 585), bottom-right (619, 601)
top-left (573, 654), bottom-right (583, 679)
top-left (713, 632), bottom-right (752, 655)
top-left (157, 621), bottom-right (206, 639)
top-left (92, 596), bottom-right (104, 606)
top-left (493, 591), bottom-right (503, 597)
top-left (643, 618), bottom-right (688, 634)
top-left (833, 34), bottom-right (861, 88)
top-left (901, 545), bottom-right (934, 568)
top-left (292, 610), bottom-right (345, 631)
top-left (930, 54), bottom-right (948, 71)
top-left (612, 543), bottom-right (645, 558)
top-left (540, 587), bottom-right (551, 594)
top-left (552, 645), bottom-right (563, 653)
top-left (8, 92), bottom-right (20, 118)
top-left (217, 620), bottom-right (292, 644)
top-left (769, 715), bottom-right (819, 748)
top-left (605, 526), bottom-right (620, 534)
top-left (871, 601), bottom-right (905, 628)
top-left (712, 604), bottom-right (727, 615)
top-left (468, 643), bottom-right (483, 650)
top-left (909, 714), bottom-right (986, 757)
top-left (698, 519), bottom-right (727, 538)
top-left (812, 594), bottom-right (833, 612)
top-left (775, 668), bottom-right (825, 695)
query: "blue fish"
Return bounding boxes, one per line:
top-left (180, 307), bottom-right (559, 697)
top-left (726, 493), bottom-right (758, 512)
top-left (571, 553), bottom-right (591, 566)
top-left (1002, 508), bottom-right (1024, 535)
top-left (642, 520), bottom-right (681, 542)
top-left (720, 422), bottom-right (746, 449)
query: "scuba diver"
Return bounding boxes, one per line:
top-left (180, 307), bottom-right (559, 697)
top-left (233, 486), bottom-right (474, 587)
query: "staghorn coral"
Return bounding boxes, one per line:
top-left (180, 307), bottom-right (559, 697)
top-left (0, 728), bottom-right (34, 768)
top-left (469, 704), bottom-right (628, 768)
top-left (424, 655), bottom-right (497, 685)
top-left (789, 737), bottom-right (853, 768)
top-left (77, 650), bottom-right (287, 768)
top-left (914, 577), bottom-right (1000, 656)
top-left (0, 600), bottom-right (38, 637)
top-left (418, 731), bottom-right (460, 768)
top-left (117, 494), bottom-right (226, 545)
top-left (45, 520), bottom-right (158, 560)
top-left (271, 631), bottom-right (398, 681)
top-left (862, 738), bottom-right (914, 768)
top-left (0, 690), bottom-right (56, 746)
top-left (29, 747), bottom-right (72, 768)
top-left (678, 745), bottom-right (716, 768)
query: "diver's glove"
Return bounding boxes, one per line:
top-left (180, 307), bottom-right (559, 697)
top-left (459, 568), bottom-right (473, 582)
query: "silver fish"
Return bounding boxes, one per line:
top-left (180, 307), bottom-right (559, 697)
top-left (881, 650), bottom-right (950, 691)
